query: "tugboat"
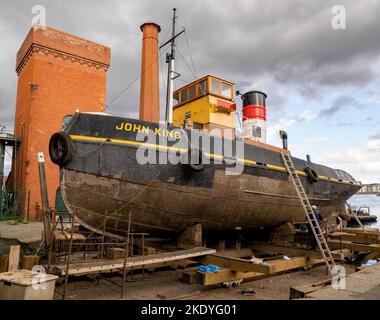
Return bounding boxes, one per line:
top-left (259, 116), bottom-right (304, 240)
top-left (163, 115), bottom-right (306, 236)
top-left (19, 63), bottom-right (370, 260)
top-left (49, 10), bottom-right (361, 238)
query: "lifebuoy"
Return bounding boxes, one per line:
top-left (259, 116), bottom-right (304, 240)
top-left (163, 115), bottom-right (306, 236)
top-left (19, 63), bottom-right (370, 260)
top-left (304, 166), bottom-right (319, 183)
top-left (183, 148), bottom-right (205, 171)
top-left (49, 131), bottom-right (73, 165)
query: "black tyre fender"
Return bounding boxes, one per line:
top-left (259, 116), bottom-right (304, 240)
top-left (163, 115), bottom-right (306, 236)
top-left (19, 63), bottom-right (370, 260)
top-left (49, 131), bottom-right (73, 165)
top-left (304, 166), bottom-right (319, 183)
top-left (182, 148), bottom-right (205, 171)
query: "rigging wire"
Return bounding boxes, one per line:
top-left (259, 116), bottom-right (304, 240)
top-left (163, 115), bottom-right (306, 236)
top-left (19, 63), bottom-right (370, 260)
top-left (106, 25), bottom-right (173, 111)
top-left (176, 46), bottom-right (207, 96)
top-left (182, 29), bottom-right (198, 77)
top-left (105, 50), bottom-right (166, 110)
top-left (235, 111), bottom-right (244, 141)
top-left (159, 49), bottom-right (167, 96)
top-left (176, 46), bottom-right (197, 80)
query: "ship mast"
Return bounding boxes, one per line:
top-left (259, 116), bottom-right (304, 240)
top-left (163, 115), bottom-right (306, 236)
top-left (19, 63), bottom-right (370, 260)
top-left (165, 8), bottom-right (177, 125)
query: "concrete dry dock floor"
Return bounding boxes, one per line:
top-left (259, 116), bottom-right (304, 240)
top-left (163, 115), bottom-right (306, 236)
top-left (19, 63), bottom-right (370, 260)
top-left (306, 263), bottom-right (380, 300)
top-left (53, 264), bottom-right (357, 300)
top-left (0, 221), bottom-right (43, 244)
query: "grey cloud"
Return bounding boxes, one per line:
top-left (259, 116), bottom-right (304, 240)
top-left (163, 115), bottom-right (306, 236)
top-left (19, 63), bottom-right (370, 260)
top-left (330, 116), bottom-right (374, 127)
top-left (319, 95), bottom-right (359, 117)
top-left (369, 132), bottom-right (380, 140)
top-left (1, 0), bottom-right (380, 123)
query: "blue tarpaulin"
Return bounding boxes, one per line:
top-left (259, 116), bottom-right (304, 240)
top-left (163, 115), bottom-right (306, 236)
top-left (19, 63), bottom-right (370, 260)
top-left (198, 264), bottom-right (220, 273)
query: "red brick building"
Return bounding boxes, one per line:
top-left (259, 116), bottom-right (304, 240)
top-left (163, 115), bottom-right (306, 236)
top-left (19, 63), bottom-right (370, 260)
top-left (11, 25), bottom-right (110, 220)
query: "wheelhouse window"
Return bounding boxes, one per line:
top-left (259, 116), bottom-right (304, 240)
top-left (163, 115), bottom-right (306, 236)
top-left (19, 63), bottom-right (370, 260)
top-left (210, 78), bottom-right (220, 95)
top-left (221, 82), bottom-right (232, 99)
top-left (188, 85), bottom-right (196, 100)
top-left (180, 88), bottom-right (188, 103)
top-left (173, 92), bottom-right (179, 106)
top-left (198, 80), bottom-right (207, 96)
top-left (173, 75), bottom-right (235, 107)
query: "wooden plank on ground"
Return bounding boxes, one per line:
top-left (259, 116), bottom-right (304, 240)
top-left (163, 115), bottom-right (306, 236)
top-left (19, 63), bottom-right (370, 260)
top-left (290, 283), bottom-right (326, 300)
top-left (53, 247), bottom-right (215, 276)
top-left (196, 253), bottom-right (272, 274)
top-left (199, 257), bottom-right (314, 286)
top-left (250, 242), bottom-right (344, 260)
top-left (0, 256), bottom-right (9, 273)
top-left (328, 231), bottom-right (379, 244)
top-left (53, 230), bottom-right (86, 241)
top-left (327, 240), bottom-right (380, 253)
top-left (8, 245), bottom-right (20, 272)
top-left (343, 228), bottom-right (379, 235)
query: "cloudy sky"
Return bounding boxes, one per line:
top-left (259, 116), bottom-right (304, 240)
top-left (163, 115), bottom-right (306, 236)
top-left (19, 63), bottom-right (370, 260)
top-left (0, 0), bottom-right (379, 183)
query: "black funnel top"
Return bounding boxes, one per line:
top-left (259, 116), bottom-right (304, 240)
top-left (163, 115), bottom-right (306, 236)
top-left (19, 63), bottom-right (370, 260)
top-left (241, 90), bottom-right (267, 107)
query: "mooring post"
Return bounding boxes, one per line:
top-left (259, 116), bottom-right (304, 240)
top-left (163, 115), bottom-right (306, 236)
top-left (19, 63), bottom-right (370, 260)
top-left (37, 152), bottom-right (52, 248)
top-left (0, 141), bottom-right (5, 191)
top-left (121, 211), bottom-right (132, 299)
top-left (63, 210), bottom-right (76, 300)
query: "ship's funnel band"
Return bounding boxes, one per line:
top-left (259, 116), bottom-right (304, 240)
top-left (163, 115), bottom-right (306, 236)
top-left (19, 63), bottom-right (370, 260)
top-left (243, 104), bottom-right (266, 121)
top-left (241, 91), bottom-right (267, 143)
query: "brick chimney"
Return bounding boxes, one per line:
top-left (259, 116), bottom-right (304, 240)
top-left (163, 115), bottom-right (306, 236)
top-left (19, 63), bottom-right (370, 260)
top-left (139, 22), bottom-right (161, 123)
top-left (12, 25), bottom-right (110, 219)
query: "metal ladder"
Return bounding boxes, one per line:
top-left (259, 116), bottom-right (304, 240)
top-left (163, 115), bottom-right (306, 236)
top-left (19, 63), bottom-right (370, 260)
top-left (281, 152), bottom-right (337, 276)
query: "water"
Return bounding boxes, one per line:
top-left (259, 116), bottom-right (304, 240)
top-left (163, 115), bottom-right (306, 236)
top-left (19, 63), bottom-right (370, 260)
top-left (347, 194), bottom-right (380, 229)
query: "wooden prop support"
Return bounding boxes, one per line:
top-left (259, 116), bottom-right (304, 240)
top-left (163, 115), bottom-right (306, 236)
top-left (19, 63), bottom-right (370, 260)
top-left (198, 256), bottom-right (322, 286)
top-left (327, 239), bottom-right (380, 253)
top-left (250, 242), bottom-right (344, 260)
top-left (196, 253), bottom-right (272, 274)
top-left (8, 245), bottom-right (20, 272)
top-left (37, 152), bottom-right (52, 248)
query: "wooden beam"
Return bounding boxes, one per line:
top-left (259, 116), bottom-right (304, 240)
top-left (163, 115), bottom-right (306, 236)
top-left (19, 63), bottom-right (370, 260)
top-left (327, 240), bottom-right (380, 253)
top-left (0, 256), bottom-right (9, 273)
top-left (196, 254), bottom-right (272, 274)
top-left (290, 282), bottom-right (328, 300)
top-left (199, 257), bottom-right (316, 286)
top-left (343, 228), bottom-right (379, 235)
top-left (217, 248), bottom-right (254, 258)
top-left (54, 247), bottom-right (215, 276)
top-left (8, 245), bottom-right (20, 272)
top-left (250, 242), bottom-right (344, 260)
top-left (328, 231), bottom-right (379, 244)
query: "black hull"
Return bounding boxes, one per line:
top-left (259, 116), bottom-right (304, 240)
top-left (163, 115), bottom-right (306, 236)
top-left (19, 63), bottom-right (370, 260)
top-left (56, 112), bottom-right (361, 237)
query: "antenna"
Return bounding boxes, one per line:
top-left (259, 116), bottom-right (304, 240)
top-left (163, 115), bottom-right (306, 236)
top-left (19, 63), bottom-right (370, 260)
top-left (165, 8), bottom-right (177, 125)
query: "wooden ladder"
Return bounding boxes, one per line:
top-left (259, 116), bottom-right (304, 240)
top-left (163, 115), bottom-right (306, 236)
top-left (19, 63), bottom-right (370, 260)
top-left (346, 202), bottom-right (365, 230)
top-left (281, 152), bottom-right (338, 276)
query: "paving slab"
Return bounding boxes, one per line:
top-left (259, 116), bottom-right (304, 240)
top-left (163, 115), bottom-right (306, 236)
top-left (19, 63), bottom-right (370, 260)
top-left (0, 221), bottom-right (43, 244)
top-left (307, 263), bottom-right (380, 300)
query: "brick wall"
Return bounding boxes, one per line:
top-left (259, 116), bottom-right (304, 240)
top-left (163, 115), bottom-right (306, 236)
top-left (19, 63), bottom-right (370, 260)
top-left (12, 25), bottom-right (110, 220)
